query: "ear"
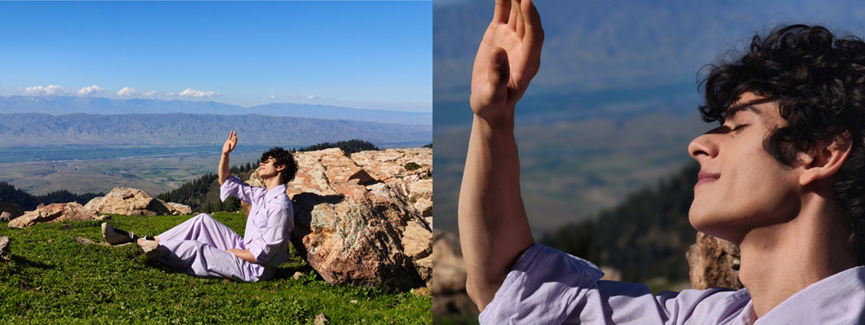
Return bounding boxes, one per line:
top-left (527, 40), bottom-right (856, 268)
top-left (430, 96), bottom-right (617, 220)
top-left (275, 163), bottom-right (286, 173)
top-left (799, 133), bottom-right (852, 186)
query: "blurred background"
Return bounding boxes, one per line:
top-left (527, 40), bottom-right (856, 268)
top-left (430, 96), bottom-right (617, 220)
top-left (432, 0), bottom-right (865, 323)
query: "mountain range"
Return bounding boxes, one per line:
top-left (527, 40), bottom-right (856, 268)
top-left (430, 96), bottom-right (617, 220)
top-left (0, 96), bottom-right (431, 126)
top-left (0, 113), bottom-right (431, 147)
top-left (434, 0), bottom-right (865, 126)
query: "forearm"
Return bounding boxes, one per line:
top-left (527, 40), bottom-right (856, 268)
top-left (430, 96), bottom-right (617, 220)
top-left (218, 153), bottom-right (230, 185)
top-left (226, 248), bottom-right (256, 263)
top-left (458, 114), bottom-right (534, 311)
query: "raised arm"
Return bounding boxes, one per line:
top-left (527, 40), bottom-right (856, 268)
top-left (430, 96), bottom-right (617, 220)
top-left (458, 0), bottom-right (544, 311)
top-left (218, 131), bottom-right (237, 186)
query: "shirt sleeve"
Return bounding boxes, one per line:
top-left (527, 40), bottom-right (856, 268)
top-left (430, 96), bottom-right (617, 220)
top-left (219, 175), bottom-right (262, 204)
top-left (246, 195), bottom-right (292, 265)
top-left (478, 244), bottom-right (744, 325)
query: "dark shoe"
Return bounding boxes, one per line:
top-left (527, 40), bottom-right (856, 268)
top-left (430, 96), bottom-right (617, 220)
top-left (102, 223), bottom-right (135, 245)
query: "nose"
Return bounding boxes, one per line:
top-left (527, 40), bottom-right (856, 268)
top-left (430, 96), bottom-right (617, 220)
top-left (688, 130), bottom-right (720, 162)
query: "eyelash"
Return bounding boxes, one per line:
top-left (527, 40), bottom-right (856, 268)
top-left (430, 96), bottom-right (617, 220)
top-left (732, 124), bottom-right (748, 131)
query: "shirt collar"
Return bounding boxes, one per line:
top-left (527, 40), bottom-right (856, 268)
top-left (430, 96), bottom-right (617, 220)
top-left (263, 184), bottom-right (286, 201)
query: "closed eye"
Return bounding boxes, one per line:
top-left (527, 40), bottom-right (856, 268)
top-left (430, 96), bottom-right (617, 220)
top-left (732, 124), bottom-right (749, 132)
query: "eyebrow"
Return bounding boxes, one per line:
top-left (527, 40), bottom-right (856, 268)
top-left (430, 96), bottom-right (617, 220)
top-left (725, 104), bottom-right (763, 120)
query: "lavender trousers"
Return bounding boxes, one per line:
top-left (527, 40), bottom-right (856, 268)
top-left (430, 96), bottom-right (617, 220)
top-left (156, 213), bottom-right (269, 282)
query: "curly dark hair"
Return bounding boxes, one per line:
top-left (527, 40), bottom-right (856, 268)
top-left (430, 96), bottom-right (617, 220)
top-left (261, 147), bottom-right (298, 185)
top-left (700, 24), bottom-right (865, 264)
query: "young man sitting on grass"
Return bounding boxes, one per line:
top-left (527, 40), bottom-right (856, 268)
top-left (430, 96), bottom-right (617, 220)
top-left (460, 0), bottom-right (865, 323)
top-left (102, 131), bottom-right (297, 282)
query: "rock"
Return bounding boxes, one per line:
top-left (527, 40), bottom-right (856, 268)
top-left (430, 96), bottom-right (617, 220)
top-left (293, 272), bottom-right (304, 280)
top-left (0, 200), bottom-right (24, 220)
top-left (83, 197), bottom-right (103, 211)
top-left (84, 187), bottom-right (171, 216)
top-left (75, 237), bottom-right (96, 245)
top-left (9, 202), bottom-right (100, 229)
top-left (314, 313), bottom-right (330, 325)
top-left (0, 236), bottom-right (9, 261)
top-left (686, 231), bottom-right (743, 290)
top-left (432, 230), bottom-right (480, 317)
top-left (262, 147), bottom-right (432, 291)
top-left (412, 287), bottom-right (431, 297)
top-left (162, 201), bottom-right (192, 216)
top-left (0, 211), bottom-right (11, 222)
top-left (432, 231), bottom-right (467, 294)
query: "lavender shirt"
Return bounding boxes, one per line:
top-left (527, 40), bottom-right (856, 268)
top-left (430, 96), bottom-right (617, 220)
top-left (219, 175), bottom-right (294, 267)
top-left (480, 244), bottom-right (865, 324)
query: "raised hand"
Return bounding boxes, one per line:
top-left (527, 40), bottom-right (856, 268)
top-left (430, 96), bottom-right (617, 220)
top-left (222, 131), bottom-right (237, 155)
top-left (470, 0), bottom-right (544, 123)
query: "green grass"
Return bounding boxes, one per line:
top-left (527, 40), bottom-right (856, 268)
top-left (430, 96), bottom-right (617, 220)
top-left (0, 213), bottom-right (431, 324)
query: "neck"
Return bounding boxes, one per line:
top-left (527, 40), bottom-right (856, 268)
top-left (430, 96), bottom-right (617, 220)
top-left (737, 192), bottom-right (856, 318)
top-left (263, 175), bottom-right (283, 192)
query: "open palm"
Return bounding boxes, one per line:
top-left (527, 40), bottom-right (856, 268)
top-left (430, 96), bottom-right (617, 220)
top-left (470, 0), bottom-right (544, 121)
top-left (222, 131), bottom-right (237, 155)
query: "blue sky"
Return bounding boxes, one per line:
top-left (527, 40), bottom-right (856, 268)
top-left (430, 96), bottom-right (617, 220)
top-left (0, 1), bottom-right (432, 112)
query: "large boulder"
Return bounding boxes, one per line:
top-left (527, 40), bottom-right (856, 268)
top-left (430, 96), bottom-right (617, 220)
top-left (84, 187), bottom-right (171, 216)
top-left (247, 147), bottom-right (433, 291)
top-left (0, 211), bottom-right (11, 222)
top-left (686, 231), bottom-right (743, 290)
top-left (8, 202), bottom-right (106, 229)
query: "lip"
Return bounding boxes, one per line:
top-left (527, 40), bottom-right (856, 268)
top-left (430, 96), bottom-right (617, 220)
top-left (695, 171), bottom-right (720, 188)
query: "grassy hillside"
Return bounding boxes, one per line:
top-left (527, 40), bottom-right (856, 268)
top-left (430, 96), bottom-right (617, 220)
top-left (0, 213), bottom-right (431, 324)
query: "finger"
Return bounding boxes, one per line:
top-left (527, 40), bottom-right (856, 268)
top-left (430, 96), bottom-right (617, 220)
top-left (492, 0), bottom-right (510, 24)
top-left (523, 0), bottom-right (543, 46)
top-left (515, 0), bottom-right (525, 39)
top-left (522, 0), bottom-right (544, 62)
top-left (507, 0), bottom-right (518, 32)
top-left (487, 48), bottom-right (511, 105)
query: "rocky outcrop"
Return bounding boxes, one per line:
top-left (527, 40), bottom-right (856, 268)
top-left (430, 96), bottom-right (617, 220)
top-left (245, 148), bottom-right (432, 291)
top-left (686, 231), bottom-right (743, 290)
top-left (8, 202), bottom-right (107, 229)
top-left (162, 201), bottom-right (192, 216)
top-left (432, 230), bottom-right (478, 317)
top-left (0, 211), bottom-right (11, 222)
top-left (84, 187), bottom-right (171, 216)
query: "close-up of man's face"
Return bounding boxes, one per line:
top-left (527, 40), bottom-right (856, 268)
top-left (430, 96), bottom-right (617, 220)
top-left (688, 92), bottom-right (802, 243)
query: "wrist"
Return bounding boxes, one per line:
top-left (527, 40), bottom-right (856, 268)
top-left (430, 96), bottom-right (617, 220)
top-left (473, 110), bottom-right (515, 134)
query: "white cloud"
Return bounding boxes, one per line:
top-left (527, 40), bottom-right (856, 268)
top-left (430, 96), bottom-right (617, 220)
top-left (77, 85), bottom-right (106, 96)
top-left (165, 92), bottom-right (175, 96)
top-left (179, 88), bottom-right (221, 98)
top-left (142, 90), bottom-right (159, 96)
top-left (116, 87), bottom-right (140, 96)
top-left (307, 95), bottom-right (319, 100)
top-left (25, 85), bottom-right (68, 95)
top-left (270, 95), bottom-right (277, 99)
top-left (290, 94), bottom-right (301, 99)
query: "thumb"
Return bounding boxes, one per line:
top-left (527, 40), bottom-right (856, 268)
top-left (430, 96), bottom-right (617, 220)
top-left (488, 48), bottom-right (510, 104)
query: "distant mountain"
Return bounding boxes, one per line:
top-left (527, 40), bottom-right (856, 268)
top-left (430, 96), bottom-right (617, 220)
top-left (0, 113), bottom-right (431, 147)
top-left (0, 96), bottom-right (431, 126)
top-left (434, 0), bottom-right (865, 126)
